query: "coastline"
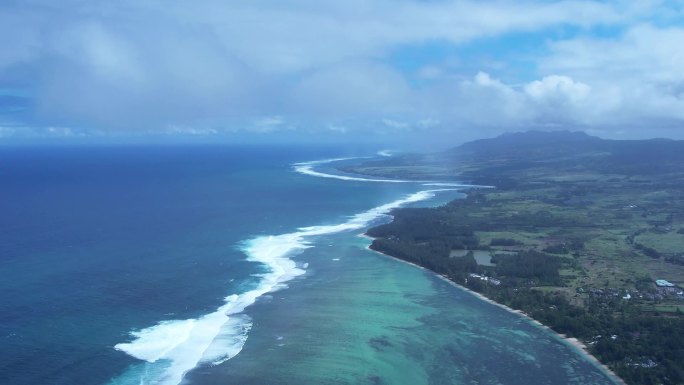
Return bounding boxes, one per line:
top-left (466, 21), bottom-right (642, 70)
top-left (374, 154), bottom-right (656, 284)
top-left (359, 232), bottom-right (627, 385)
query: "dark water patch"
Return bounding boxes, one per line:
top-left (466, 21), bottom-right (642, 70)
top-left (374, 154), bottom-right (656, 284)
top-left (368, 335), bottom-right (393, 351)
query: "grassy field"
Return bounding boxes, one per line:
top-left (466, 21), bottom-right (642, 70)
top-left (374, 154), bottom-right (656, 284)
top-left (352, 155), bottom-right (684, 299)
top-left (635, 232), bottom-right (684, 254)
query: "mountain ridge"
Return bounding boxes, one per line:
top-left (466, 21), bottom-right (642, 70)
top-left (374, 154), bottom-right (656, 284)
top-left (340, 130), bottom-right (684, 185)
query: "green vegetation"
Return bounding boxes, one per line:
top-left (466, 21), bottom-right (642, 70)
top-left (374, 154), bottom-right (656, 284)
top-left (359, 131), bottom-right (684, 385)
top-left (483, 288), bottom-right (684, 385)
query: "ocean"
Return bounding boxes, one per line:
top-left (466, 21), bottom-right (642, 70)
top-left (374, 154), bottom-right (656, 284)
top-left (0, 145), bottom-right (620, 385)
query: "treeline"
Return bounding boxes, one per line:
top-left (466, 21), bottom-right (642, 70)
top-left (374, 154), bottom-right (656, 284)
top-left (366, 204), bottom-right (482, 281)
top-left (492, 250), bottom-right (562, 285)
top-left (369, 238), bottom-right (478, 281)
top-left (366, 207), bottom-right (479, 249)
top-left (634, 242), bottom-right (662, 259)
top-left (367, 204), bottom-right (564, 285)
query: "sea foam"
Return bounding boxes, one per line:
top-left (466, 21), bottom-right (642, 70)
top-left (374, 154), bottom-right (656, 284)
top-left (293, 158), bottom-right (415, 183)
top-left (112, 183), bottom-right (448, 385)
top-left (293, 158), bottom-right (478, 188)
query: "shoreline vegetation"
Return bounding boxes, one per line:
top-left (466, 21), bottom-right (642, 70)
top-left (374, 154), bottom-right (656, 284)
top-left (360, 233), bottom-right (627, 385)
top-left (349, 131), bottom-right (684, 385)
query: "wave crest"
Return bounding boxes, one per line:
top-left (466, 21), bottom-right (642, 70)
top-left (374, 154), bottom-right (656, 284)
top-left (111, 188), bottom-right (445, 385)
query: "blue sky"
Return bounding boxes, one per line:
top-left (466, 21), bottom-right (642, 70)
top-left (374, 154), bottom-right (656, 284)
top-left (1, 0), bottom-right (684, 145)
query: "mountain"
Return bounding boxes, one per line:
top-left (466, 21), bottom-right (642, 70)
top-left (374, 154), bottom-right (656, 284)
top-left (341, 130), bottom-right (684, 186)
top-left (448, 130), bottom-right (604, 158)
top-left (440, 130), bottom-right (684, 179)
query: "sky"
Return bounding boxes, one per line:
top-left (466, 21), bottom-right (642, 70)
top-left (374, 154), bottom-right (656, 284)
top-left (1, 0), bottom-right (684, 145)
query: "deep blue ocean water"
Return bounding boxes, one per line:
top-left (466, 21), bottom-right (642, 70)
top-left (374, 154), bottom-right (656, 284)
top-left (0, 146), bottom-right (419, 384)
top-left (0, 146), bottom-right (621, 385)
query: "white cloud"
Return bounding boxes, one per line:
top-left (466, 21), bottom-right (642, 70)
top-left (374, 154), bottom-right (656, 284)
top-left (431, 72), bottom-right (594, 128)
top-left (250, 116), bottom-right (291, 133)
top-left (165, 125), bottom-right (219, 135)
top-left (381, 119), bottom-right (411, 130)
top-left (449, 72), bottom-right (531, 126)
top-left (417, 66), bottom-right (446, 80)
top-left (326, 123), bottom-right (348, 133)
top-left (538, 24), bottom-right (684, 126)
top-left (0, 126), bottom-right (17, 138)
top-left (416, 118), bottom-right (440, 129)
top-left (2, 126), bottom-right (87, 138)
top-left (290, 62), bottom-right (412, 118)
top-left (524, 76), bottom-right (591, 104)
top-left (0, 1), bottom-right (624, 127)
top-left (43, 126), bottom-right (79, 137)
top-left (169, 0), bottom-right (621, 74)
top-left (0, 0), bottom-right (683, 139)
top-left (543, 25), bottom-right (684, 84)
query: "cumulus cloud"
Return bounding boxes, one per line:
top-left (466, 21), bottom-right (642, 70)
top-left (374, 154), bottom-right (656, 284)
top-left (524, 76), bottom-right (591, 104)
top-left (431, 72), bottom-right (592, 128)
top-left (449, 72), bottom-right (530, 126)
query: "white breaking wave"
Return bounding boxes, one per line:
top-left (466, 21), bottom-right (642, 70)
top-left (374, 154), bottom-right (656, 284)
top-left (293, 158), bottom-right (416, 183)
top-left (294, 157), bottom-right (481, 188)
top-left (377, 150), bottom-right (392, 157)
top-left (112, 189), bottom-right (446, 385)
top-left (421, 182), bottom-right (488, 188)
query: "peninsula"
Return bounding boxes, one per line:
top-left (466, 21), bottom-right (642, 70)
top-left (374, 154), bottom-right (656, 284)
top-left (346, 131), bottom-right (684, 385)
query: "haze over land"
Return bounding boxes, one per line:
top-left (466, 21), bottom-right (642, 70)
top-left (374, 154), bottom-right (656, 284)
top-left (1, 0), bottom-right (684, 145)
